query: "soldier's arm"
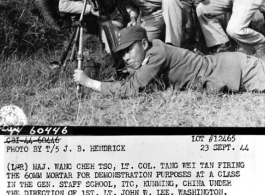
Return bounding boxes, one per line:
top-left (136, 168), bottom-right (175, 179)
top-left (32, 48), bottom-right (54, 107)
top-left (59, 0), bottom-right (92, 15)
top-left (126, 0), bottom-right (139, 26)
top-left (73, 69), bottom-right (102, 92)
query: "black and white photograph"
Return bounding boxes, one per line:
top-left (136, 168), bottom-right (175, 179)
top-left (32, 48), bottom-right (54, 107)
top-left (2, 0), bottom-right (265, 126)
top-left (1, 2), bottom-right (265, 194)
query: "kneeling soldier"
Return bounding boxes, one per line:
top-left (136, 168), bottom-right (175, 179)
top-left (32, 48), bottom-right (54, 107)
top-left (74, 26), bottom-right (265, 97)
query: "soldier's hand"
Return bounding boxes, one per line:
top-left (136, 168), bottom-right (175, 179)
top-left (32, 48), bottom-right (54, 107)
top-left (127, 17), bottom-right (137, 27)
top-left (73, 69), bottom-right (90, 86)
top-left (74, 69), bottom-right (101, 91)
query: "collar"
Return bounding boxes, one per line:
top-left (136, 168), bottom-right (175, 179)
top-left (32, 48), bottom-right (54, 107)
top-left (134, 55), bottom-right (152, 73)
top-left (142, 55), bottom-right (151, 66)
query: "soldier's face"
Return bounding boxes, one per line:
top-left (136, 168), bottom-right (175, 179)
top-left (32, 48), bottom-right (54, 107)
top-left (121, 39), bottom-right (148, 70)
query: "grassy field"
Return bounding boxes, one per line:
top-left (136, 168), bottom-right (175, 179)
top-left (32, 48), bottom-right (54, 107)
top-left (1, 1), bottom-right (265, 127)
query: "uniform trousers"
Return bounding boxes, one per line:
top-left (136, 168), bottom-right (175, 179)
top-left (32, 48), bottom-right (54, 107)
top-left (141, 0), bottom-right (184, 47)
top-left (181, 0), bottom-right (204, 37)
top-left (197, 0), bottom-right (265, 53)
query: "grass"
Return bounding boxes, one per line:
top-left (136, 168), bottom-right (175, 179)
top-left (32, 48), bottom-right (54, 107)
top-left (1, 50), bottom-right (265, 127)
top-left (1, 1), bottom-right (265, 127)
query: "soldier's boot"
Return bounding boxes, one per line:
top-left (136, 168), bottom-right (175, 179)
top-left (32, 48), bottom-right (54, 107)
top-left (35, 0), bottom-right (61, 31)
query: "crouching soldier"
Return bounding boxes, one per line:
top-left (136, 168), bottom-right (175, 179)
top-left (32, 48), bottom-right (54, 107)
top-left (59, 0), bottom-right (123, 54)
top-left (73, 26), bottom-right (265, 97)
